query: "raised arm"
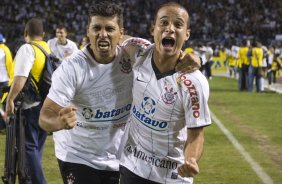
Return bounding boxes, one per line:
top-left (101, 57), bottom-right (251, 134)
top-left (39, 97), bottom-right (77, 132)
top-left (178, 127), bottom-right (205, 178)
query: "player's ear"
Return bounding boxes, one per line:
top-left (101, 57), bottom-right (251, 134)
top-left (86, 26), bottom-right (90, 37)
top-left (185, 29), bottom-right (190, 41)
top-left (150, 24), bottom-right (155, 37)
top-left (120, 27), bottom-right (124, 39)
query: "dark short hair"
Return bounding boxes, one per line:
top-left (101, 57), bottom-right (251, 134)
top-left (153, 2), bottom-right (190, 28)
top-left (56, 25), bottom-right (67, 32)
top-left (88, 0), bottom-right (124, 28)
top-left (25, 18), bottom-right (44, 37)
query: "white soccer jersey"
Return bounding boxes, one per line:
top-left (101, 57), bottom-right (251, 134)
top-left (47, 38), bottom-right (79, 61)
top-left (48, 45), bottom-right (134, 171)
top-left (120, 45), bottom-right (211, 183)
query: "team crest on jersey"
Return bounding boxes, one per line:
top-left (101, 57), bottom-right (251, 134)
top-left (82, 107), bottom-right (93, 120)
top-left (161, 87), bottom-right (177, 104)
top-left (119, 58), bottom-right (132, 73)
top-left (141, 97), bottom-right (156, 115)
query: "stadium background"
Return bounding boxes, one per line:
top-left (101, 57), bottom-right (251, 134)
top-left (1, 0), bottom-right (282, 55)
top-left (1, 0), bottom-right (282, 183)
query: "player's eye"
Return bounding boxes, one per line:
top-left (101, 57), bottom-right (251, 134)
top-left (92, 26), bottom-right (101, 31)
top-left (175, 22), bottom-right (184, 28)
top-left (160, 20), bottom-right (169, 26)
top-left (106, 27), bottom-right (115, 32)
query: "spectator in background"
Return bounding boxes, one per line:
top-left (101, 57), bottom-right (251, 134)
top-left (205, 43), bottom-right (213, 80)
top-left (248, 40), bottom-right (263, 93)
top-left (0, 33), bottom-right (13, 99)
top-left (194, 43), bottom-right (208, 74)
top-left (47, 25), bottom-right (79, 61)
top-left (5, 17), bottom-right (49, 184)
top-left (0, 33), bottom-right (13, 130)
top-left (226, 44), bottom-right (238, 78)
top-left (237, 39), bottom-right (249, 91)
top-left (268, 53), bottom-right (281, 85)
top-left (79, 35), bottom-right (90, 49)
top-left (260, 45), bottom-right (269, 91)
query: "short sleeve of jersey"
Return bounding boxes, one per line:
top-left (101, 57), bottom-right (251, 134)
top-left (180, 71), bottom-right (211, 128)
top-left (48, 59), bottom-right (77, 107)
top-left (14, 44), bottom-right (35, 77)
top-left (69, 39), bottom-right (79, 51)
top-left (121, 37), bottom-right (151, 61)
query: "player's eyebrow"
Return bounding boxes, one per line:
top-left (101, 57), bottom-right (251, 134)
top-left (160, 16), bottom-right (169, 20)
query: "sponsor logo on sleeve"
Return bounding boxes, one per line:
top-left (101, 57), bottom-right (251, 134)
top-left (178, 74), bottom-right (200, 118)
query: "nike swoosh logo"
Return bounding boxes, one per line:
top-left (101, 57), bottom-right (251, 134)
top-left (136, 77), bottom-right (146, 83)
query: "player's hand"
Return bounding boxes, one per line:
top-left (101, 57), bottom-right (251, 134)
top-left (175, 52), bottom-right (201, 73)
top-left (58, 106), bottom-right (77, 130)
top-left (5, 99), bottom-right (14, 116)
top-left (177, 158), bottom-right (199, 178)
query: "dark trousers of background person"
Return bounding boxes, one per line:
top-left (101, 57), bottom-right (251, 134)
top-left (57, 159), bottom-right (120, 184)
top-left (204, 61), bottom-right (212, 79)
top-left (228, 65), bottom-right (236, 78)
top-left (248, 65), bottom-right (261, 92)
top-left (0, 113), bottom-right (4, 129)
top-left (238, 64), bottom-right (249, 91)
top-left (119, 165), bottom-right (161, 184)
top-left (0, 81), bottom-right (8, 129)
top-left (23, 104), bottom-right (47, 184)
top-left (267, 70), bottom-right (278, 85)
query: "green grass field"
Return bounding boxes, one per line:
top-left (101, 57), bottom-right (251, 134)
top-left (0, 76), bottom-right (281, 184)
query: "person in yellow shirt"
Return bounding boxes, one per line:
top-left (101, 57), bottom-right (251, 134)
top-left (0, 33), bottom-right (13, 99)
top-left (237, 40), bottom-right (249, 91)
top-left (268, 53), bottom-right (281, 84)
top-left (248, 40), bottom-right (263, 93)
top-left (0, 33), bottom-right (13, 129)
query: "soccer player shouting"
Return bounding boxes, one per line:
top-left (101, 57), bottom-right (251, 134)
top-left (119, 2), bottom-right (211, 184)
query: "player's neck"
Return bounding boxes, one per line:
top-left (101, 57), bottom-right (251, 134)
top-left (152, 51), bottom-right (179, 73)
top-left (57, 39), bottom-right (67, 45)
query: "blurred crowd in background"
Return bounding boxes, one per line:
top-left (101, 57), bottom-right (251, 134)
top-left (1, 0), bottom-right (282, 55)
top-left (1, 0), bottom-right (282, 94)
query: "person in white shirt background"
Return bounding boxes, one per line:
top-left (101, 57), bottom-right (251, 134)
top-left (47, 25), bottom-right (79, 61)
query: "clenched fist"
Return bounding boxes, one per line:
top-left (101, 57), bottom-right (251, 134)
top-left (58, 106), bottom-right (77, 129)
top-left (177, 158), bottom-right (199, 178)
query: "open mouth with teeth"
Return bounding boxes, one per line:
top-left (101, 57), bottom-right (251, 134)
top-left (98, 41), bottom-right (110, 51)
top-left (162, 38), bottom-right (175, 49)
